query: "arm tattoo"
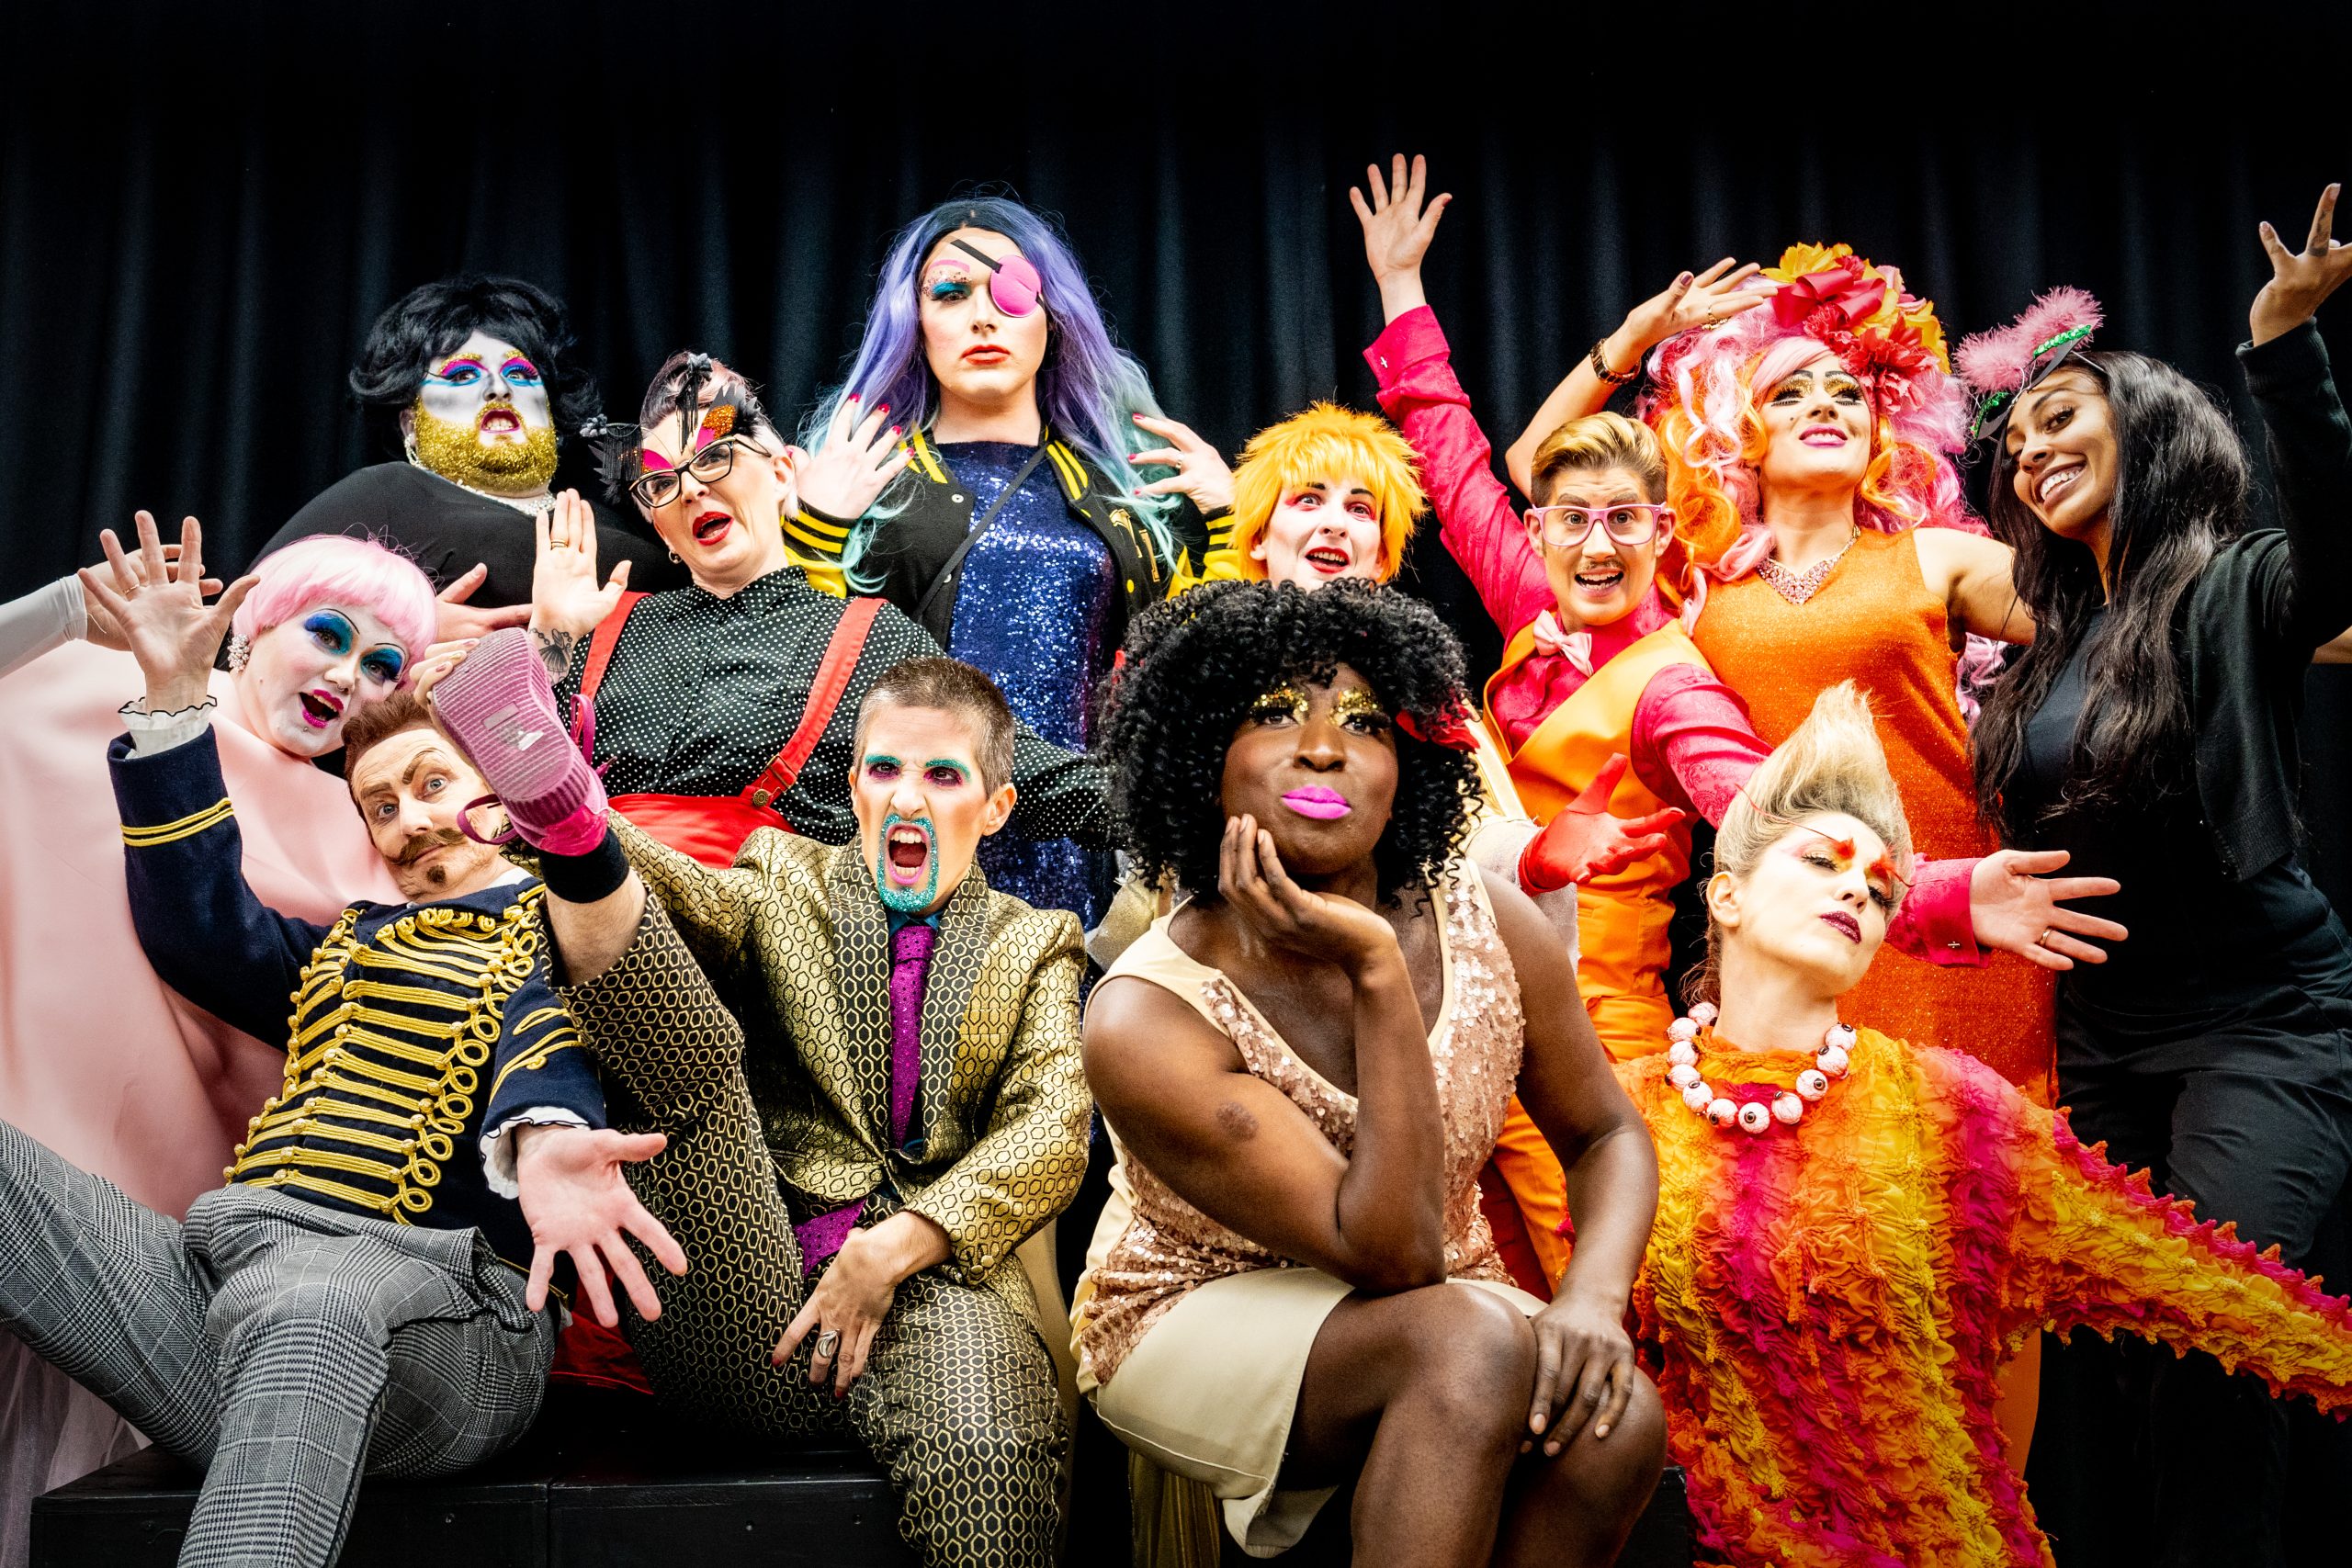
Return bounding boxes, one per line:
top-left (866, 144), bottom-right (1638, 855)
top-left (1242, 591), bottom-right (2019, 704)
top-left (531, 626), bottom-right (581, 680)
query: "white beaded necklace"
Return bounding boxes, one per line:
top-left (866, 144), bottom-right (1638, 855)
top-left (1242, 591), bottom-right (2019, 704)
top-left (1664, 1002), bottom-right (1853, 1134)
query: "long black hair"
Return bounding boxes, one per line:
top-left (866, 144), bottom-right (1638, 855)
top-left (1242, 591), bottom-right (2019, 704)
top-left (1973, 350), bottom-right (2248, 841)
top-left (1098, 580), bottom-right (1481, 903)
top-left (348, 274), bottom-right (599, 452)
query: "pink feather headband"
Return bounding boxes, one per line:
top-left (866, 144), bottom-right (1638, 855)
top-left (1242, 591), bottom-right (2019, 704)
top-left (1956, 287), bottom-right (2106, 443)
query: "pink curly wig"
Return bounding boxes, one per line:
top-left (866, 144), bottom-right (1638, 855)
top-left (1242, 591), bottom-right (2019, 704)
top-left (231, 535), bottom-right (437, 664)
top-left (1634, 244), bottom-right (2002, 713)
top-left (1637, 300), bottom-right (1980, 583)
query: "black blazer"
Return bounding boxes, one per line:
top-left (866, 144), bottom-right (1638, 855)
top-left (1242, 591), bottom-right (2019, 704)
top-left (2185, 321), bottom-right (2352, 880)
top-left (792, 429), bottom-right (1232, 649)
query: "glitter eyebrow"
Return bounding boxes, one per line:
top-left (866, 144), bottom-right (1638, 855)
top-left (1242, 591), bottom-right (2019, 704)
top-left (1331, 689), bottom-right (1390, 723)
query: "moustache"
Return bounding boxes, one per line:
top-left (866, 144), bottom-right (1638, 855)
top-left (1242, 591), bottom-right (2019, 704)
top-left (397, 828), bottom-right (469, 865)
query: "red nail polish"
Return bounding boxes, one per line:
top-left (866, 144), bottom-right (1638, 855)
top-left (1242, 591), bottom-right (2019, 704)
top-left (876, 405), bottom-right (889, 418)
top-left (890, 426), bottom-right (902, 437)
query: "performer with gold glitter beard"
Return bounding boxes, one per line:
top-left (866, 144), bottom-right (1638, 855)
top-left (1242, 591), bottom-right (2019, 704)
top-left (255, 276), bottom-right (683, 629)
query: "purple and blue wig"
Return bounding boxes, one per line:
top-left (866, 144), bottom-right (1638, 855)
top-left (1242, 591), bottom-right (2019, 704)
top-left (803, 195), bottom-right (1178, 588)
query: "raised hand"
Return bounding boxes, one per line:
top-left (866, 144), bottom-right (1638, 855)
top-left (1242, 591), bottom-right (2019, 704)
top-left (2253, 183), bottom-right (2352, 344)
top-left (1129, 413), bottom-right (1236, 514)
top-left (1518, 755), bottom-right (1686, 893)
top-left (1966, 848), bottom-right (2126, 972)
top-left (76, 511), bottom-right (255, 713)
top-left (1217, 813), bottom-right (1400, 976)
top-left (513, 1124), bottom-right (687, 1327)
top-left (530, 489), bottom-right (630, 651)
top-left (794, 394), bottom-right (911, 522)
top-left (433, 562), bottom-right (531, 643)
top-left (81, 540), bottom-right (221, 651)
top-left (1349, 152), bottom-right (1453, 321)
top-left (1616, 258), bottom-right (1767, 357)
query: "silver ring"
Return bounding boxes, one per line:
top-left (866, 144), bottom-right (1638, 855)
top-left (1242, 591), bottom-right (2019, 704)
top-left (814, 1329), bottom-right (841, 1359)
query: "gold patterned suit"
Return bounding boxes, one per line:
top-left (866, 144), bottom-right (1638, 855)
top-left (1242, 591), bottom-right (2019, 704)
top-left (560, 816), bottom-right (1088, 1568)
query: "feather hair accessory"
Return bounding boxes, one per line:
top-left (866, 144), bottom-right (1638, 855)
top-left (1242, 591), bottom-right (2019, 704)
top-left (577, 415), bottom-right (643, 503)
top-left (1957, 287), bottom-right (2105, 444)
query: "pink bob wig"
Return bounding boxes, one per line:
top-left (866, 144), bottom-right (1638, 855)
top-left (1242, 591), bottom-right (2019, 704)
top-left (231, 535), bottom-right (437, 665)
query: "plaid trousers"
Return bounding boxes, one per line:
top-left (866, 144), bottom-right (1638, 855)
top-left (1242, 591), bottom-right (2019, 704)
top-left (0, 1120), bottom-right (554, 1568)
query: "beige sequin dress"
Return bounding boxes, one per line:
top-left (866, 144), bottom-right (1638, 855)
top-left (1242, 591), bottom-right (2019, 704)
top-left (1073, 859), bottom-right (1539, 1554)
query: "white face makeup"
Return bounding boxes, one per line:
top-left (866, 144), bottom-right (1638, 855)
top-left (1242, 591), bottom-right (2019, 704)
top-left (410, 330), bottom-right (559, 496)
top-left (1757, 358), bottom-right (1873, 495)
top-left (850, 702), bottom-right (1016, 917)
top-left (1712, 811), bottom-right (1899, 999)
top-left (1253, 473), bottom-right (1385, 588)
top-left (234, 604), bottom-right (408, 758)
top-left (919, 228), bottom-right (1050, 416)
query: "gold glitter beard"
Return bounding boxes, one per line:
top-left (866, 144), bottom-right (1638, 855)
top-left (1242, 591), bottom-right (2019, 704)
top-left (412, 401), bottom-right (560, 495)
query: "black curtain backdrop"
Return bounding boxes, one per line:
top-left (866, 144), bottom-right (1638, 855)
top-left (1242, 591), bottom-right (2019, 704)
top-left (6, 2), bottom-right (2352, 891)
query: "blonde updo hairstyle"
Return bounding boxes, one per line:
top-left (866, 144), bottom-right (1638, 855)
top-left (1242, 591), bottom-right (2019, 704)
top-left (1688, 682), bottom-right (1913, 1007)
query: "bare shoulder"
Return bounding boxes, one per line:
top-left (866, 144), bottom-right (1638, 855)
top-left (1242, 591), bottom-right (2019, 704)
top-left (1911, 525), bottom-right (2012, 586)
top-left (1475, 861), bottom-right (1569, 975)
top-left (1082, 973), bottom-right (1240, 1103)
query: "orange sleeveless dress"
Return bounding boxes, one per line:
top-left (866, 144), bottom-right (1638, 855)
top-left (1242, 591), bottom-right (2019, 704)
top-left (1691, 529), bottom-right (2055, 1099)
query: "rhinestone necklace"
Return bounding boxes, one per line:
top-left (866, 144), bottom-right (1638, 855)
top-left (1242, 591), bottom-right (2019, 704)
top-left (1756, 523), bottom-right (1860, 606)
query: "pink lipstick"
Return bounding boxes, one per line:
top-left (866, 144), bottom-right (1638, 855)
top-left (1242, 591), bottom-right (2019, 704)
top-left (1282, 786), bottom-right (1351, 820)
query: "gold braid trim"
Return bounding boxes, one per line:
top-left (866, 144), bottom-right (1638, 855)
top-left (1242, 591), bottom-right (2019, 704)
top-left (122, 797), bottom-right (235, 847)
top-left (233, 888), bottom-right (551, 1224)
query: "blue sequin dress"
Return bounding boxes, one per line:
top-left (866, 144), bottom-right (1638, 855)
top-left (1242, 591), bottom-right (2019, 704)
top-left (938, 441), bottom-right (1119, 928)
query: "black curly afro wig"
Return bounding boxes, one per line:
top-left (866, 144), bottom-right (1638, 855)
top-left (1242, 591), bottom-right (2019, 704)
top-left (1098, 579), bottom-right (1482, 904)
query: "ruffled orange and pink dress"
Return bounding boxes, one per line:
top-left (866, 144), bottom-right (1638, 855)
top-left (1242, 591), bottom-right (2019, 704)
top-left (1615, 1024), bottom-right (2352, 1567)
top-left (1072, 861), bottom-right (1539, 1554)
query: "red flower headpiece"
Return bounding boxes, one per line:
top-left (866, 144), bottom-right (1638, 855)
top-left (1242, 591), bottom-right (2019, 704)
top-left (1758, 244), bottom-right (1950, 414)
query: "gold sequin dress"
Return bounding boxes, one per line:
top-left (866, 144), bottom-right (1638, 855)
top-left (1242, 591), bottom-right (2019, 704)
top-left (1073, 860), bottom-right (1539, 1552)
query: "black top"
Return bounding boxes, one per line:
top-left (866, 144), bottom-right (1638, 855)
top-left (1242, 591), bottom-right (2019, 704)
top-left (2007, 321), bottom-right (2352, 1015)
top-left (2014, 606), bottom-right (2351, 1009)
top-left (795, 430), bottom-right (1229, 650)
top-left (108, 728), bottom-right (605, 1271)
top-left (553, 566), bottom-right (1113, 848)
top-left (2176, 323), bottom-right (2352, 880)
top-left (256, 462), bottom-right (687, 608)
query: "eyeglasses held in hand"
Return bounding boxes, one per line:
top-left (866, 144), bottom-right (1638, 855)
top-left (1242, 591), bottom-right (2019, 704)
top-left (1524, 502), bottom-right (1673, 550)
top-left (629, 435), bottom-right (769, 510)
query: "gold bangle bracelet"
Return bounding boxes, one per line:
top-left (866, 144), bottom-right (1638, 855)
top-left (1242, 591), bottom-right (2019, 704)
top-left (1589, 337), bottom-right (1640, 387)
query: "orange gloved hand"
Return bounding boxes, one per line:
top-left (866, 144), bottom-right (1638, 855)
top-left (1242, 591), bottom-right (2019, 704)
top-left (1517, 754), bottom-right (1687, 894)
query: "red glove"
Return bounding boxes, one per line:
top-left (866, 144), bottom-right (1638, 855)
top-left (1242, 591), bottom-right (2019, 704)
top-left (1518, 754), bottom-right (1687, 894)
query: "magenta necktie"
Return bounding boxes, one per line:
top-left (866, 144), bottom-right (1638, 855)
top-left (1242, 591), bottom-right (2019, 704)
top-left (888, 920), bottom-right (936, 1152)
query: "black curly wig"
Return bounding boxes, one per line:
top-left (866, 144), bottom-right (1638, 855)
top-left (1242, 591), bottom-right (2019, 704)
top-left (348, 275), bottom-right (599, 454)
top-left (1099, 579), bottom-right (1482, 903)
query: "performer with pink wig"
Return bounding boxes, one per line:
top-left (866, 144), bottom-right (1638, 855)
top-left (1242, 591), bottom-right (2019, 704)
top-left (1351, 156), bottom-right (2117, 1081)
top-left (0, 521), bottom-right (430, 1565)
top-left (1964, 185), bottom-right (2352, 1568)
top-left (1493, 236), bottom-right (2075, 1107)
